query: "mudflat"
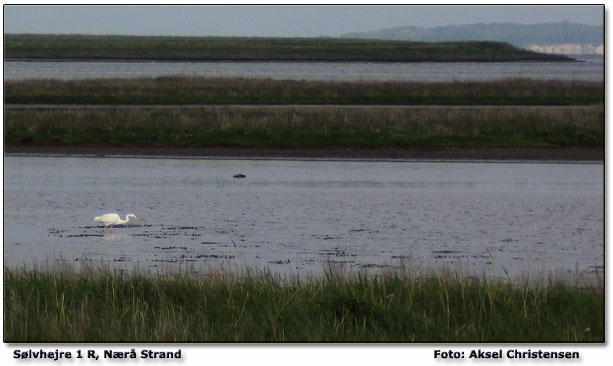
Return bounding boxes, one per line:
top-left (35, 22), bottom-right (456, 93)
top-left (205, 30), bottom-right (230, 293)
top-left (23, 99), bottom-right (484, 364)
top-left (4, 145), bottom-right (603, 161)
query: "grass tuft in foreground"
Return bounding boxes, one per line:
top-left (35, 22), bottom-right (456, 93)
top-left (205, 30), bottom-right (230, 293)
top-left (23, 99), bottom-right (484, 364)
top-left (4, 267), bottom-right (604, 342)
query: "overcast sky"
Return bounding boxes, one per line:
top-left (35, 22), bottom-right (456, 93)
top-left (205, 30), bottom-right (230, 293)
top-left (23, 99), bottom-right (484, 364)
top-left (3, 5), bottom-right (604, 37)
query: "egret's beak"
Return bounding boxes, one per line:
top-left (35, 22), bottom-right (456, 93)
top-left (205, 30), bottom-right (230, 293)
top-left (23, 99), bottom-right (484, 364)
top-left (135, 217), bottom-right (142, 223)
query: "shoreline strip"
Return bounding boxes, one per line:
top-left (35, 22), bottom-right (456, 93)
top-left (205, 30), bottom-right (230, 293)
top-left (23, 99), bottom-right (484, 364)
top-left (4, 146), bottom-right (604, 163)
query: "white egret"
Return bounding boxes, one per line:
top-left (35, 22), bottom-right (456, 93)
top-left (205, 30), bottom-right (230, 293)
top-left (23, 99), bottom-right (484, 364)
top-left (94, 213), bottom-right (141, 228)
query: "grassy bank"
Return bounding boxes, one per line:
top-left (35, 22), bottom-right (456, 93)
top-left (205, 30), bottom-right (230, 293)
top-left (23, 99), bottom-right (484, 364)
top-left (6, 77), bottom-right (602, 151)
top-left (3, 267), bottom-right (603, 342)
top-left (5, 77), bottom-right (603, 105)
top-left (4, 105), bottom-right (604, 149)
top-left (3, 34), bottom-right (573, 62)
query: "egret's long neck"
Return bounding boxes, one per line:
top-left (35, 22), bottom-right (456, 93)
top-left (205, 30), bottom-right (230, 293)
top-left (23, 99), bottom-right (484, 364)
top-left (120, 215), bottom-right (130, 224)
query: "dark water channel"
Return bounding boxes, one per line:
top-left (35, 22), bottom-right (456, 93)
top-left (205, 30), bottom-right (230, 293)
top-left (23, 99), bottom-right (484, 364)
top-left (3, 155), bottom-right (603, 282)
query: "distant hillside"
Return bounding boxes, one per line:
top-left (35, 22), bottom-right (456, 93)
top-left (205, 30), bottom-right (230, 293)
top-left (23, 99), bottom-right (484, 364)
top-left (342, 22), bottom-right (603, 54)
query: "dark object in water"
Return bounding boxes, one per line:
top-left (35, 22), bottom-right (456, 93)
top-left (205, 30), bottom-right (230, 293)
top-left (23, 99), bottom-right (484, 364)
top-left (233, 173), bottom-right (246, 179)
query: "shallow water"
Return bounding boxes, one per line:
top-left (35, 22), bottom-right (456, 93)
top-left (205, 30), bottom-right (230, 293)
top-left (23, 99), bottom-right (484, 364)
top-left (3, 55), bottom-right (603, 82)
top-left (3, 155), bottom-right (603, 281)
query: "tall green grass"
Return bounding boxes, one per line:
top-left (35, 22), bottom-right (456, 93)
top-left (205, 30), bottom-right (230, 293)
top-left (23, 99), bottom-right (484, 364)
top-left (4, 105), bottom-right (604, 149)
top-left (4, 77), bottom-right (603, 105)
top-left (3, 266), bottom-right (603, 342)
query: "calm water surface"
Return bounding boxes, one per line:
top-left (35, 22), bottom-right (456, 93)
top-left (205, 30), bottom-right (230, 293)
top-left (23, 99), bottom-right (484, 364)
top-left (3, 156), bottom-right (603, 281)
top-left (4, 55), bottom-right (603, 81)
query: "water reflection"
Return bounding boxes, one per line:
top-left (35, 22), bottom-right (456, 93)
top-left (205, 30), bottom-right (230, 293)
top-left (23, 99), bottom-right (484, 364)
top-left (100, 232), bottom-right (125, 242)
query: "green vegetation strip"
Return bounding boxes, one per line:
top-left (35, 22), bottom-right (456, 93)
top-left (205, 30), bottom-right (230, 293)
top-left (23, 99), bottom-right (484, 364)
top-left (4, 34), bottom-right (572, 62)
top-left (4, 78), bottom-right (603, 105)
top-left (3, 268), bottom-right (603, 342)
top-left (4, 105), bottom-right (604, 149)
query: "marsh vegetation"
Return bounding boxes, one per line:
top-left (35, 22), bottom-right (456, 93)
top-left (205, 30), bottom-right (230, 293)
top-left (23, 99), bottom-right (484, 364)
top-left (5, 104), bottom-right (603, 149)
top-left (3, 266), bottom-right (603, 342)
top-left (4, 77), bottom-right (603, 150)
top-left (3, 34), bottom-right (573, 62)
top-left (5, 77), bottom-right (602, 105)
